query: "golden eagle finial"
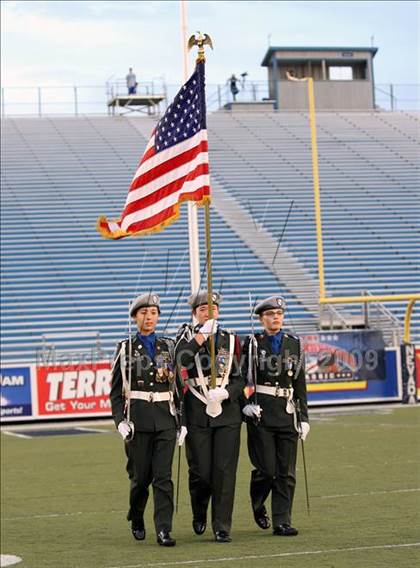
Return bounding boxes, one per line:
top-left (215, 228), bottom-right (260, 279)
top-left (187, 32), bottom-right (213, 62)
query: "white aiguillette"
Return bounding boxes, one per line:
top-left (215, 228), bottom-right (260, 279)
top-left (286, 399), bottom-right (295, 415)
top-left (206, 399), bottom-right (222, 418)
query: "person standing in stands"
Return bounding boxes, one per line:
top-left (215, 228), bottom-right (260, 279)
top-left (228, 74), bottom-right (239, 101)
top-left (241, 295), bottom-right (309, 536)
top-left (175, 291), bottom-right (243, 543)
top-left (126, 67), bottom-right (137, 94)
top-left (110, 292), bottom-right (187, 547)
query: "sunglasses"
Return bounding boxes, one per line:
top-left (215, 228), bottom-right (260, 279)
top-left (262, 309), bottom-right (284, 317)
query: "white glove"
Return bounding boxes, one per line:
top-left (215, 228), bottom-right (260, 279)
top-left (199, 319), bottom-right (218, 340)
top-left (177, 425), bottom-right (188, 446)
top-left (118, 421), bottom-right (133, 440)
top-left (299, 422), bottom-right (310, 441)
top-left (207, 387), bottom-right (229, 403)
top-left (242, 404), bottom-right (262, 419)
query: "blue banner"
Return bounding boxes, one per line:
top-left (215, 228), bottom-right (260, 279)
top-left (1, 366), bottom-right (33, 419)
top-left (299, 331), bottom-right (400, 403)
top-left (301, 330), bottom-right (386, 384)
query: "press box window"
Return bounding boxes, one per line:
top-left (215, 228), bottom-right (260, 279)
top-left (328, 66), bottom-right (353, 80)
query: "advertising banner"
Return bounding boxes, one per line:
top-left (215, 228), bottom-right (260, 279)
top-left (36, 361), bottom-right (112, 417)
top-left (401, 343), bottom-right (418, 404)
top-left (299, 330), bottom-right (399, 404)
top-left (1, 366), bottom-right (33, 420)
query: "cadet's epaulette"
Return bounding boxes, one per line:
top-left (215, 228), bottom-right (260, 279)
top-left (123, 334), bottom-right (134, 345)
top-left (176, 323), bottom-right (191, 335)
top-left (220, 327), bottom-right (235, 335)
top-left (283, 332), bottom-right (299, 341)
top-left (160, 336), bottom-right (175, 345)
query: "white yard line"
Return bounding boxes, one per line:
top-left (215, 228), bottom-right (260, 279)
top-left (2, 510), bottom-right (125, 521)
top-left (321, 488), bottom-right (420, 499)
top-left (105, 542), bottom-right (420, 568)
top-left (2, 431), bottom-right (32, 439)
top-left (3, 487), bottom-right (419, 521)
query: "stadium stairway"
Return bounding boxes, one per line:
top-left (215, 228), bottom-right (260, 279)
top-left (1, 111), bottom-right (419, 364)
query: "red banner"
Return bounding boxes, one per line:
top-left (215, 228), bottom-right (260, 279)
top-left (36, 362), bottom-right (112, 416)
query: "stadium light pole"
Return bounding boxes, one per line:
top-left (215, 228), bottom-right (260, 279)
top-left (180, 0), bottom-right (201, 295)
top-left (286, 72), bottom-right (326, 301)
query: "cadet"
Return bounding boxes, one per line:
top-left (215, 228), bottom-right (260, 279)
top-left (175, 291), bottom-right (243, 543)
top-left (241, 295), bottom-right (309, 536)
top-left (110, 292), bottom-right (187, 547)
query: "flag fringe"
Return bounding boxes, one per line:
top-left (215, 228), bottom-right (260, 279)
top-left (96, 193), bottom-right (211, 240)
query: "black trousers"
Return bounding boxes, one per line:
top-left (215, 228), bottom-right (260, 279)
top-left (125, 428), bottom-right (176, 533)
top-left (247, 422), bottom-right (298, 526)
top-left (185, 423), bottom-right (241, 534)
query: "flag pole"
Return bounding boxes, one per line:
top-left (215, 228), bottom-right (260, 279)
top-left (180, 0), bottom-right (201, 296)
top-left (188, 33), bottom-right (217, 390)
top-left (204, 200), bottom-right (217, 390)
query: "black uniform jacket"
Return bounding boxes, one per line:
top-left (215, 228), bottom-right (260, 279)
top-left (175, 324), bottom-right (244, 428)
top-left (241, 331), bottom-right (308, 429)
top-left (110, 334), bottom-right (185, 433)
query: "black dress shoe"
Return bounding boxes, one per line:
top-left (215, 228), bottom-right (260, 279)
top-left (253, 507), bottom-right (271, 530)
top-left (215, 530), bottom-right (232, 543)
top-left (273, 523), bottom-right (298, 536)
top-left (157, 530), bottom-right (176, 547)
top-left (192, 519), bottom-right (207, 535)
top-left (131, 522), bottom-right (145, 541)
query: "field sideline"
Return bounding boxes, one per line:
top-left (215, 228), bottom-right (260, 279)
top-left (1, 405), bottom-right (419, 568)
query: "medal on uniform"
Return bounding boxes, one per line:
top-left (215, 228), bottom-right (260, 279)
top-left (287, 357), bottom-right (294, 377)
top-left (216, 347), bottom-right (229, 377)
top-left (155, 352), bottom-right (174, 383)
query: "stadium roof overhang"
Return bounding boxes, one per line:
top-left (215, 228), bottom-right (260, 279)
top-left (261, 46), bottom-right (378, 67)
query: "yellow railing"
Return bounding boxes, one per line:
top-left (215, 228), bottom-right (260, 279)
top-left (319, 295), bottom-right (419, 343)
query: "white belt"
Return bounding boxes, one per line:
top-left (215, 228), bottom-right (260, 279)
top-left (187, 377), bottom-right (224, 388)
top-left (130, 391), bottom-right (173, 403)
top-left (256, 385), bottom-right (292, 398)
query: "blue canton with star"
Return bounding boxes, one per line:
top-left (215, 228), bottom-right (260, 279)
top-left (155, 61), bottom-right (207, 154)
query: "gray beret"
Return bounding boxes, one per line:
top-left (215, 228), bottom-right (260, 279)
top-left (130, 292), bottom-right (161, 316)
top-left (188, 290), bottom-right (222, 310)
top-left (254, 295), bottom-right (286, 316)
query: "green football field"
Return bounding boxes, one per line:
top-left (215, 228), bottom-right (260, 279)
top-left (1, 405), bottom-right (419, 568)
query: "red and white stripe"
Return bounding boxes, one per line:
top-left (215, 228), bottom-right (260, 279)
top-left (97, 129), bottom-right (210, 239)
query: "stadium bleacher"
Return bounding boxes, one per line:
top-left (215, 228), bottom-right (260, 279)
top-left (1, 111), bottom-right (419, 363)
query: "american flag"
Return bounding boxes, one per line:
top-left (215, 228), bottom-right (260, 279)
top-left (97, 61), bottom-right (210, 239)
